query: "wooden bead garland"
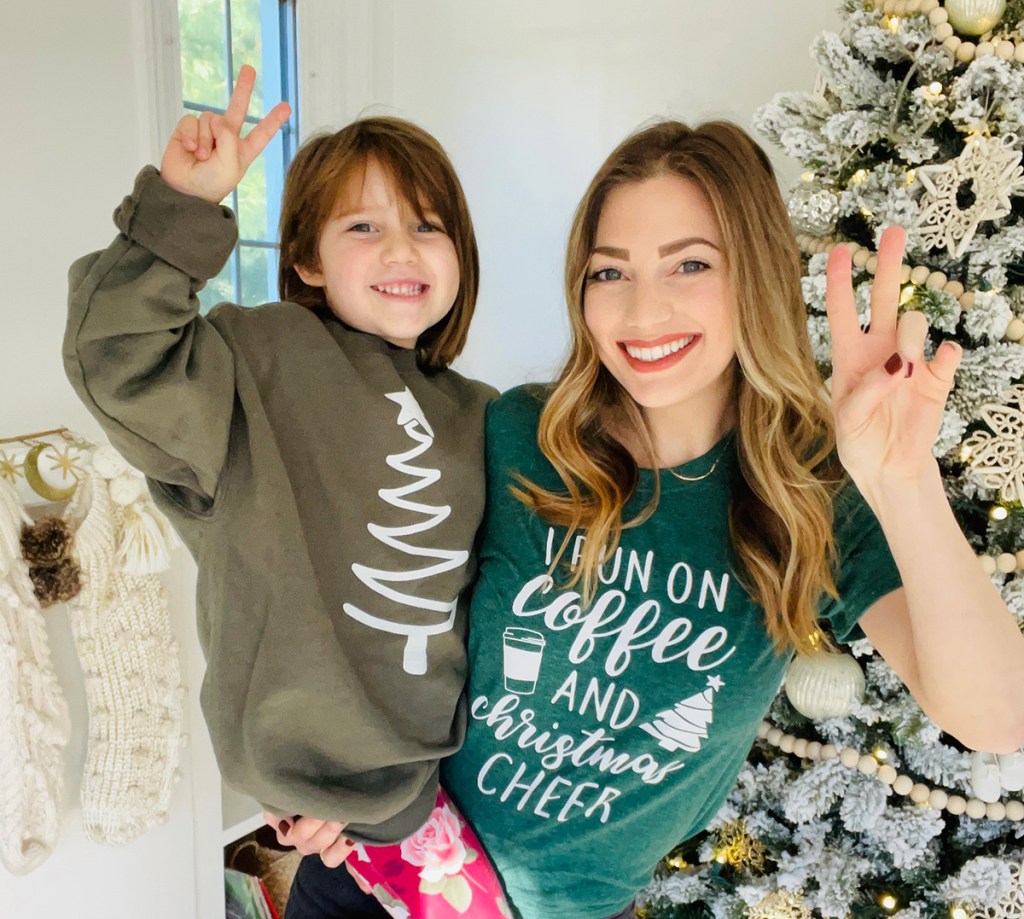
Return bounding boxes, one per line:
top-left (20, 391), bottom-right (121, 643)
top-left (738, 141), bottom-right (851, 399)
top-left (757, 720), bottom-right (1024, 821)
top-left (868, 0), bottom-right (1022, 61)
top-left (795, 234), bottom-right (1024, 345)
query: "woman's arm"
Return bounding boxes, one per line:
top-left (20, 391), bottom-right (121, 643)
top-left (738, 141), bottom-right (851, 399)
top-left (825, 226), bottom-right (1024, 753)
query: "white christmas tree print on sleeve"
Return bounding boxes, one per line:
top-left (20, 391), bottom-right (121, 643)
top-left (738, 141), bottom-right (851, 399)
top-left (343, 388), bottom-right (468, 676)
top-left (639, 675), bottom-right (724, 754)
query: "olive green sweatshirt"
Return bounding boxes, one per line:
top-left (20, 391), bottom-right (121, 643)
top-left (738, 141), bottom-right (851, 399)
top-left (63, 167), bottom-right (495, 843)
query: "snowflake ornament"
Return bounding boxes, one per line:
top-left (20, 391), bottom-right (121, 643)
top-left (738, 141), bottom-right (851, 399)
top-left (914, 134), bottom-right (1024, 257)
top-left (962, 385), bottom-right (1024, 502)
top-left (746, 889), bottom-right (812, 919)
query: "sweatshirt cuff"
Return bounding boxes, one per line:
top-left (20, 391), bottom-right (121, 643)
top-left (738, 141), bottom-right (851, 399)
top-left (113, 166), bottom-right (239, 281)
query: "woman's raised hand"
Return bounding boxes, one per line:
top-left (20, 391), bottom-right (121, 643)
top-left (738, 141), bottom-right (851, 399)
top-left (825, 225), bottom-right (962, 485)
top-left (160, 64), bottom-right (291, 204)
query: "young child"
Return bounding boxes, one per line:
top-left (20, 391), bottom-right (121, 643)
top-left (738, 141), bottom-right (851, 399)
top-left (64, 67), bottom-right (506, 916)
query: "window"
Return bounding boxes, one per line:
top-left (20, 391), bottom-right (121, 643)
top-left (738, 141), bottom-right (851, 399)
top-left (177, 0), bottom-right (298, 311)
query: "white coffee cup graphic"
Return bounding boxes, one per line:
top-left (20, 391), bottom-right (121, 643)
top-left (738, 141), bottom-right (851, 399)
top-left (502, 627), bottom-right (547, 695)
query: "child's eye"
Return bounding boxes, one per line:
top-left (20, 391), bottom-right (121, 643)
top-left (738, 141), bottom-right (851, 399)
top-left (676, 259), bottom-right (710, 274)
top-left (587, 267), bottom-right (624, 282)
top-left (348, 222), bottom-right (374, 233)
top-left (416, 222), bottom-right (443, 233)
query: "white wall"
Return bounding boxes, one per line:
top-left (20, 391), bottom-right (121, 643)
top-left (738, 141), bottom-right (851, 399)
top-left (0, 1), bottom-right (839, 915)
top-left (0, 2), bottom-right (214, 917)
top-left (299, 0), bottom-right (842, 390)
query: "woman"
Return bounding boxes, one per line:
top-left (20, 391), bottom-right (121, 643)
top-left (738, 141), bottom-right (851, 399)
top-left (282, 120), bottom-right (1024, 919)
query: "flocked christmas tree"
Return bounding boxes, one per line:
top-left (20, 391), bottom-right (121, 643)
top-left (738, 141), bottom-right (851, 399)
top-left (640, 2), bottom-right (1024, 918)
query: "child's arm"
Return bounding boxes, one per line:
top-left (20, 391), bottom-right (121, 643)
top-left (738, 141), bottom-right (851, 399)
top-left (63, 67), bottom-right (290, 502)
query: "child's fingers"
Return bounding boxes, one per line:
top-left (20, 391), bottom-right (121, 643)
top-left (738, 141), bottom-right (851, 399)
top-left (196, 111), bottom-right (214, 160)
top-left (224, 63), bottom-right (256, 132)
top-left (172, 114), bottom-right (199, 153)
top-left (239, 101), bottom-right (292, 168)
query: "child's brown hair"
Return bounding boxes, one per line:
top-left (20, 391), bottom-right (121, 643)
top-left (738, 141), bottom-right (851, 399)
top-left (278, 117), bottom-right (479, 372)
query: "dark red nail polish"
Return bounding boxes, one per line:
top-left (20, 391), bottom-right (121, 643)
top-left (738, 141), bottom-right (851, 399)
top-left (278, 820), bottom-right (290, 834)
top-left (884, 353), bottom-right (903, 375)
top-left (905, 362), bottom-right (914, 378)
top-left (343, 837), bottom-right (355, 847)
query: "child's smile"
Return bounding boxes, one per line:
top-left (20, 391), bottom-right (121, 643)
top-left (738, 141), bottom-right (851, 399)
top-left (297, 157), bottom-right (460, 348)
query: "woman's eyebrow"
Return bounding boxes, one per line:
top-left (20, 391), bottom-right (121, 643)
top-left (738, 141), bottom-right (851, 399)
top-left (591, 245), bottom-right (629, 260)
top-left (658, 236), bottom-right (720, 257)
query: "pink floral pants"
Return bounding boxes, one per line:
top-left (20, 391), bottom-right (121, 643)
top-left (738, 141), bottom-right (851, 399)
top-left (345, 788), bottom-right (511, 918)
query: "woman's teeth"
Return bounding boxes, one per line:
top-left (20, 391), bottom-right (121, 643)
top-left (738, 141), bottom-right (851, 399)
top-left (624, 335), bottom-right (695, 362)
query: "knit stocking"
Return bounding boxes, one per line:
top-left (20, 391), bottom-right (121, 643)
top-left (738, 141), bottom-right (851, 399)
top-left (0, 478), bottom-right (70, 874)
top-left (65, 452), bottom-right (185, 845)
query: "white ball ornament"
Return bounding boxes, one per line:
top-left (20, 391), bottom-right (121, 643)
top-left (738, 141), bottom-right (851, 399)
top-left (878, 765), bottom-right (899, 785)
top-left (784, 651), bottom-right (866, 720)
top-left (929, 789), bottom-right (949, 810)
top-left (840, 747), bottom-right (861, 768)
top-left (1005, 800), bottom-right (1024, 821)
top-left (911, 783), bottom-right (931, 804)
top-left (965, 798), bottom-right (988, 818)
top-left (986, 801), bottom-right (1007, 820)
top-left (944, 0), bottom-right (1007, 35)
top-left (894, 775), bottom-right (915, 796)
top-left (946, 795), bottom-right (968, 815)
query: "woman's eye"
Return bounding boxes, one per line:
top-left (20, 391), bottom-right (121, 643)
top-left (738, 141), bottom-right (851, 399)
top-left (677, 259), bottom-right (710, 274)
top-left (588, 267), bottom-right (624, 282)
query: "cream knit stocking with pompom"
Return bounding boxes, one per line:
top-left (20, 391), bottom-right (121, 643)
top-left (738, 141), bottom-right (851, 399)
top-left (0, 478), bottom-right (70, 874)
top-left (65, 450), bottom-right (185, 845)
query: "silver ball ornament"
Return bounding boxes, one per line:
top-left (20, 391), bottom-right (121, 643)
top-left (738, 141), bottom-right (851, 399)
top-left (944, 0), bottom-right (1007, 35)
top-left (784, 651), bottom-right (866, 720)
top-left (787, 182), bottom-right (840, 237)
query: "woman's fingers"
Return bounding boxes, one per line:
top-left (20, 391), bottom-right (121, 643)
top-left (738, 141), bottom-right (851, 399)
top-left (346, 863), bottom-right (374, 895)
top-left (319, 835), bottom-right (357, 869)
top-left (825, 244), bottom-right (861, 351)
top-left (869, 226), bottom-right (907, 339)
top-left (895, 307), bottom-right (928, 370)
top-left (929, 339), bottom-right (963, 387)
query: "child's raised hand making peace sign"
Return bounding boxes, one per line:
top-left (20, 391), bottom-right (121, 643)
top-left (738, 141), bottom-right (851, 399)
top-left (160, 64), bottom-right (291, 204)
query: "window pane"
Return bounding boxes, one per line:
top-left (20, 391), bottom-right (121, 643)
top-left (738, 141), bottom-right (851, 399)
top-left (240, 245), bottom-right (274, 307)
top-left (199, 252), bottom-right (238, 313)
top-left (179, 0), bottom-right (228, 108)
top-left (236, 152), bottom-right (270, 241)
top-left (230, 0), bottom-right (264, 114)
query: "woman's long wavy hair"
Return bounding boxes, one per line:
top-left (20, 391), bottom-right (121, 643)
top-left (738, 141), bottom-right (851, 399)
top-left (515, 120), bottom-right (845, 654)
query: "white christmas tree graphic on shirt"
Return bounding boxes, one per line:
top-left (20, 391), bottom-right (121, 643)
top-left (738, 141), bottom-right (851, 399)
top-left (342, 388), bottom-right (467, 676)
top-left (639, 675), bottom-right (724, 754)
